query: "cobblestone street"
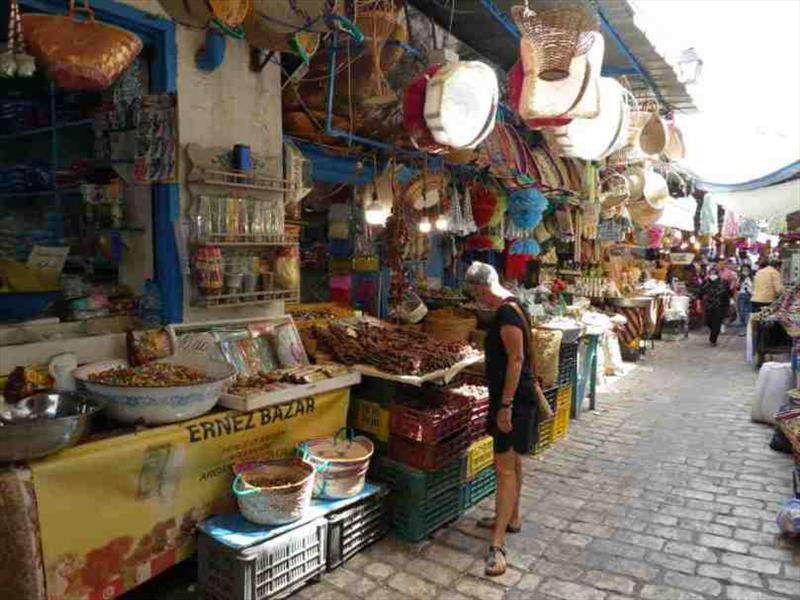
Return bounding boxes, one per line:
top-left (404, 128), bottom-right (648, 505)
top-left (299, 334), bottom-right (800, 600)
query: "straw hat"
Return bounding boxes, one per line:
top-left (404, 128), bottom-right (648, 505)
top-left (244, 10), bottom-right (320, 56)
top-left (158, 0), bottom-right (251, 28)
top-left (208, 0), bottom-right (251, 28)
top-left (547, 77), bottom-right (628, 161)
top-left (627, 169), bottom-right (667, 227)
top-left (250, 0), bottom-right (340, 34)
top-left (157, 0), bottom-right (211, 28)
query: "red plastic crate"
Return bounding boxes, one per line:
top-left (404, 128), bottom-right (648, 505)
top-left (389, 430), bottom-right (468, 471)
top-left (390, 398), bottom-right (469, 444)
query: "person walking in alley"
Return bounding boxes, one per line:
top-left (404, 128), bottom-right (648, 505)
top-left (751, 258), bottom-right (784, 312)
top-left (735, 263), bottom-right (754, 330)
top-left (700, 266), bottom-right (732, 345)
top-left (464, 262), bottom-right (538, 577)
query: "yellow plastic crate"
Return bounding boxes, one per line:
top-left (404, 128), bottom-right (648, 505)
top-left (465, 435), bottom-right (494, 480)
top-left (553, 385), bottom-right (572, 441)
top-left (350, 398), bottom-right (390, 443)
top-left (532, 418), bottom-right (555, 456)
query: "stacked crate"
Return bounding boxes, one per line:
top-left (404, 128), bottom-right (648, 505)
top-left (460, 435), bottom-right (496, 511)
top-left (198, 484), bottom-right (389, 600)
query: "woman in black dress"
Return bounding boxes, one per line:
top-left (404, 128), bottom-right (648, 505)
top-left (464, 262), bottom-right (537, 577)
top-left (700, 266), bottom-right (732, 345)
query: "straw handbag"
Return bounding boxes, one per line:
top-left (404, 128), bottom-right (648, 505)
top-left (23, 1), bottom-right (142, 91)
top-left (512, 2), bottom-right (597, 82)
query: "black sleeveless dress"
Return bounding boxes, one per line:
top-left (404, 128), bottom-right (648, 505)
top-left (484, 298), bottom-right (538, 454)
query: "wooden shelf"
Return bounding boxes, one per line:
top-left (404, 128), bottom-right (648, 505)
top-left (194, 289), bottom-right (299, 308)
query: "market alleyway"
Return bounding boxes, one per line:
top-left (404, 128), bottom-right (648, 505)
top-left (300, 333), bottom-right (800, 600)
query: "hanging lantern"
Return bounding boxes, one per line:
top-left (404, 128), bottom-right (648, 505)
top-left (1, 0), bottom-right (36, 78)
top-left (418, 216), bottom-right (432, 234)
top-left (677, 48), bottom-right (703, 85)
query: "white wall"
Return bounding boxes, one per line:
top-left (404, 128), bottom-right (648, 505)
top-left (120, 1), bottom-right (285, 323)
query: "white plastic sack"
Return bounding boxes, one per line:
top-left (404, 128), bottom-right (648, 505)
top-left (752, 362), bottom-right (793, 425)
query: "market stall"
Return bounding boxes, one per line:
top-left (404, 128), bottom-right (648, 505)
top-left (0, 0), bottom-right (718, 598)
top-left (0, 313), bottom-right (362, 600)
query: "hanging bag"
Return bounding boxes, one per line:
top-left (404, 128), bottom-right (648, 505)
top-left (505, 301), bottom-right (555, 421)
top-left (23, 0), bottom-right (143, 91)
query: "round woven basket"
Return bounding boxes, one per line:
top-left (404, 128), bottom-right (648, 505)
top-left (663, 123), bottom-right (685, 161)
top-left (424, 307), bottom-right (477, 343)
top-left (639, 112), bottom-right (668, 155)
top-left (512, 5), bottom-right (597, 82)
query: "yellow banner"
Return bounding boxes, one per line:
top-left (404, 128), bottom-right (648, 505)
top-left (30, 389), bottom-right (350, 600)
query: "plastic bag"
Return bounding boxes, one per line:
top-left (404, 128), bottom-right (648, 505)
top-left (776, 499), bottom-right (800, 537)
top-left (752, 362), bottom-right (793, 425)
top-left (275, 247), bottom-right (300, 291)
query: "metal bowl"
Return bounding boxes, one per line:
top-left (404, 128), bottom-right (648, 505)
top-left (0, 392), bottom-right (103, 462)
top-left (607, 296), bottom-right (653, 309)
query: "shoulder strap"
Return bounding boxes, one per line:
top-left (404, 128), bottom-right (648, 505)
top-left (504, 300), bottom-right (535, 374)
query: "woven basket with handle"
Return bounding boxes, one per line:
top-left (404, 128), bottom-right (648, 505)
top-left (511, 2), bottom-right (597, 82)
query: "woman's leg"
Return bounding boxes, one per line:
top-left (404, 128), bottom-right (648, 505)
top-left (709, 309), bottom-right (723, 344)
top-left (512, 453), bottom-right (523, 526)
top-left (492, 450), bottom-right (518, 549)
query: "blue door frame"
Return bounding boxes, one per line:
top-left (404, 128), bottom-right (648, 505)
top-left (20, 0), bottom-right (183, 323)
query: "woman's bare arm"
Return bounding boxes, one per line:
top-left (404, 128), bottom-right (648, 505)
top-left (500, 325), bottom-right (525, 404)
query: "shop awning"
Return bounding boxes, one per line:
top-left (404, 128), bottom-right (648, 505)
top-left (707, 180), bottom-right (800, 221)
top-left (655, 196), bottom-right (697, 231)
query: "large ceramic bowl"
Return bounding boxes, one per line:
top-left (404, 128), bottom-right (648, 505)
top-left (0, 392), bottom-right (103, 462)
top-left (72, 357), bottom-right (236, 425)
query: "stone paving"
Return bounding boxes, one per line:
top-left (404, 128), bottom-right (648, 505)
top-left (298, 333), bottom-right (800, 600)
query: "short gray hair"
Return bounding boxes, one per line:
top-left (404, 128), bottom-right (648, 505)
top-left (464, 261), bottom-right (499, 288)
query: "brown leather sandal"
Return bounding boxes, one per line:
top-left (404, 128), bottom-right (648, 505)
top-left (477, 516), bottom-right (522, 533)
top-left (485, 545), bottom-right (507, 576)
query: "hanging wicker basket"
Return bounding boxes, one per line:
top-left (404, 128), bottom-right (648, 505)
top-left (600, 172), bottom-right (630, 209)
top-left (511, 4), bottom-right (597, 82)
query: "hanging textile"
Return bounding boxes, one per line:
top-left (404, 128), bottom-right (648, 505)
top-left (721, 210), bottom-right (739, 239)
top-left (699, 196), bottom-right (718, 235)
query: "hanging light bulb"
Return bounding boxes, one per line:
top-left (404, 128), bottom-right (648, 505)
top-left (364, 182), bottom-right (389, 226)
top-left (365, 201), bottom-right (389, 226)
top-left (434, 213), bottom-right (449, 232)
top-left (418, 216), bottom-right (432, 234)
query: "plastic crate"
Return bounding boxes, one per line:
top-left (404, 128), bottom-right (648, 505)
top-left (553, 384), bottom-right (572, 440)
top-left (390, 398), bottom-right (469, 444)
top-left (467, 412), bottom-right (489, 442)
top-left (326, 486), bottom-right (390, 571)
top-left (370, 456), bottom-right (462, 502)
top-left (460, 466), bottom-right (496, 511)
top-left (389, 429), bottom-right (468, 471)
top-left (198, 518), bottom-right (326, 600)
top-left (350, 397), bottom-right (390, 443)
top-left (393, 486), bottom-right (461, 542)
top-left (558, 342), bottom-right (579, 386)
top-left (532, 417), bottom-right (555, 456)
top-left (464, 435), bottom-right (494, 481)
